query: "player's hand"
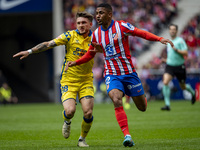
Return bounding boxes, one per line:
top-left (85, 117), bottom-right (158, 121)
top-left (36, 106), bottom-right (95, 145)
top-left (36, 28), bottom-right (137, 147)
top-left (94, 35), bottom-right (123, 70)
top-left (161, 58), bottom-right (166, 63)
top-left (160, 38), bottom-right (174, 47)
top-left (13, 51), bottom-right (29, 60)
top-left (171, 45), bottom-right (178, 52)
top-left (65, 61), bottom-right (76, 71)
top-left (90, 42), bottom-right (103, 53)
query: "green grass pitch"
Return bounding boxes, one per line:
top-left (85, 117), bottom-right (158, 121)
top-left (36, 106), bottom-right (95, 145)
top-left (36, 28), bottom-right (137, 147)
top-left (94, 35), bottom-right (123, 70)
top-left (0, 100), bottom-right (200, 150)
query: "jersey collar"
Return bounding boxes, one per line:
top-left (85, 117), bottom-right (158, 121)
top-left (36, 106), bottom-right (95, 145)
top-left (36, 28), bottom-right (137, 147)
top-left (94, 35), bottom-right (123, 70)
top-left (101, 20), bottom-right (114, 31)
top-left (75, 29), bottom-right (92, 37)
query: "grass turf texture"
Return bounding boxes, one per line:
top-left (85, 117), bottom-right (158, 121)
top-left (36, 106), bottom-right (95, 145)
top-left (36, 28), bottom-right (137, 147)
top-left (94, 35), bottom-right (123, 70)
top-left (0, 100), bottom-right (199, 150)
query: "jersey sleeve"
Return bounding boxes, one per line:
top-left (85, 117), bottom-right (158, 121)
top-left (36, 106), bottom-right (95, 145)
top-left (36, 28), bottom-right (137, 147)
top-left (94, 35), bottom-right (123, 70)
top-left (133, 28), bottom-right (163, 41)
top-left (121, 21), bottom-right (163, 41)
top-left (53, 31), bottom-right (72, 46)
top-left (121, 21), bottom-right (136, 36)
top-left (75, 46), bottom-right (96, 65)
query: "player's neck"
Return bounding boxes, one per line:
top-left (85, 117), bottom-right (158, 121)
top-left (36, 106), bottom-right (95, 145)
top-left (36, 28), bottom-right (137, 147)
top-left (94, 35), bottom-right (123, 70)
top-left (102, 19), bottom-right (112, 30)
top-left (82, 31), bottom-right (89, 38)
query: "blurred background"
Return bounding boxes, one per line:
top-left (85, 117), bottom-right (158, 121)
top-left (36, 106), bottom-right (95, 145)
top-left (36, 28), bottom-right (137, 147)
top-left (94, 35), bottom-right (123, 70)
top-left (0, 0), bottom-right (199, 104)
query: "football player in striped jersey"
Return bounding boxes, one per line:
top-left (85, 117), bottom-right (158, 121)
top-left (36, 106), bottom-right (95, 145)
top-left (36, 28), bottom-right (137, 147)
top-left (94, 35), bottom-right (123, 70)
top-left (66, 3), bottom-right (174, 147)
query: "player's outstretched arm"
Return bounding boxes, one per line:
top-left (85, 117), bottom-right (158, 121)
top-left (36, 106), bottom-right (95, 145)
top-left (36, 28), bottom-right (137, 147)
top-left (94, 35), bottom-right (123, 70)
top-left (170, 45), bottom-right (188, 56)
top-left (64, 45), bottom-right (97, 71)
top-left (13, 40), bottom-right (57, 60)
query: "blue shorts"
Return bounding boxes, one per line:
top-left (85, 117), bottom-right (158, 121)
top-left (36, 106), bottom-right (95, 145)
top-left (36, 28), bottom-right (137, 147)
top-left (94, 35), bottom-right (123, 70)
top-left (105, 72), bottom-right (144, 97)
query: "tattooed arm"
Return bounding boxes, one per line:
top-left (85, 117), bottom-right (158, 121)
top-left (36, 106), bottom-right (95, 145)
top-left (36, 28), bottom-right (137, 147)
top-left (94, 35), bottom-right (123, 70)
top-left (31, 40), bottom-right (57, 53)
top-left (13, 40), bottom-right (57, 60)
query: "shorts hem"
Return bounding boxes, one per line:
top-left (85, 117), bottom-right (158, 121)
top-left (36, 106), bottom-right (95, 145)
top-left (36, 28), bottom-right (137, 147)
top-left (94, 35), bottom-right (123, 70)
top-left (79, 96), bottom-right (94, 101)
top-left (62, 98), bottom-right (76, 103)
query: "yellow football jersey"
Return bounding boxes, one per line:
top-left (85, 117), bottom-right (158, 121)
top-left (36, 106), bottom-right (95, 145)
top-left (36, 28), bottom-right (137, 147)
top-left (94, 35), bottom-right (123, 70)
top-left (54, 29), bottom-right (94, 83)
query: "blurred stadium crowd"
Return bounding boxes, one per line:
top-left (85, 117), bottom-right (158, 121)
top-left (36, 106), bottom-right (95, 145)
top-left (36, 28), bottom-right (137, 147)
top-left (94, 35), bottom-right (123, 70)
top-left (63, 0), bottom-right (177, 56)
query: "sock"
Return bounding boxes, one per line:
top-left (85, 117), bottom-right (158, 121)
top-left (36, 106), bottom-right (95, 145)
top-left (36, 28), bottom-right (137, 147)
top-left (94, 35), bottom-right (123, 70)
top-left (162, 85), bottom-right (170, 106)
top-left (79, 136), bottom-right (85, 141)
top-left (81, 116), bottom-right (93, 138)
top-left (62, 110), bottom-right (71, 123)
top-left (186, 84), bottom-right (195, 96)
top-left (115, 106), bottom-right (130, 137)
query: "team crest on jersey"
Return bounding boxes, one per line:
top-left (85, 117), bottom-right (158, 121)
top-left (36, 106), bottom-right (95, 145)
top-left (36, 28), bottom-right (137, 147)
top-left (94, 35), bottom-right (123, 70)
top-left (112, 33), bottom-right (118, 40)
top-left (121, 22), bottom-right (134, 31)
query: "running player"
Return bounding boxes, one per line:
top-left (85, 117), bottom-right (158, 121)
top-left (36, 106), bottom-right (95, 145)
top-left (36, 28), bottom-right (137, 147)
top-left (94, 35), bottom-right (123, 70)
top-left (13, 11), bottom-right (95, 147)
top-left (65, 3), bottom-right (174, 147)
top-left (161, 24), bottom-right (196, 111)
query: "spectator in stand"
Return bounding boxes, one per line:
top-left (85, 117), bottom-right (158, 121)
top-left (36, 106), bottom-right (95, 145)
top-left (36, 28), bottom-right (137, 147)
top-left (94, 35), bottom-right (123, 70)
top-left (0, 82), bottom-right (18, 105)
top-left (0, 71), bottom-right (18, 105)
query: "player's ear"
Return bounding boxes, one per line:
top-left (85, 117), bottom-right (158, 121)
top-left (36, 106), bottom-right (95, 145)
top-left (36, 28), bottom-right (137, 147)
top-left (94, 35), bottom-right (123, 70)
top-left (90, 22), bottom-right (93, 28)
top-left (108, 11), bottom-right (112, 19)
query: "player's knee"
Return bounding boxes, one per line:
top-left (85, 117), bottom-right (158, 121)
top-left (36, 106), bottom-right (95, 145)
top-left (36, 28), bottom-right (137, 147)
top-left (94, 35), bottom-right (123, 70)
top-left (139, 106), bottom-right (147, 112)
top-left (109, 90), bottom-right (123, 107)
top-left (64, 107), bottom-right (75, 118)
top-left (84, 109), bottom-right (93, 119)
top-left (137, 101), bottom-right (147, 112)
top-left (112, 98), bottom-right (122, 107)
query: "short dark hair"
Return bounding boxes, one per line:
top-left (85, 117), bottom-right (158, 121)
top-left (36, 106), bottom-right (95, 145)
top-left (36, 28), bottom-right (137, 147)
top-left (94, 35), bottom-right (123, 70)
top-left (169, 24), bottom-right (178, 30)
top-left (97, 3), bottom-right (112, 12)
top-left (76, 11), bottom-right (94, 22)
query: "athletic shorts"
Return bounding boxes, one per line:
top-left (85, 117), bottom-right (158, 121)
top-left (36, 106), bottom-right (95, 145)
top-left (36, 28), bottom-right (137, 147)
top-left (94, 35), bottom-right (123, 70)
top-left (60, 77), bottom-right (94, 103)
top-left (105, 72), bottom-right (144, 97)
top-left (165, 64), bottom-right (186, 83)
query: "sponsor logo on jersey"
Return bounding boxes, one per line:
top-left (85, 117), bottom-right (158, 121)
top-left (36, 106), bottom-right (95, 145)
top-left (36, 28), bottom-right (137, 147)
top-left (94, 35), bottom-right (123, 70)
top-left (105, 44), bottom-right (114, 56)
top-left (121, 22), bottom-right (134, 30)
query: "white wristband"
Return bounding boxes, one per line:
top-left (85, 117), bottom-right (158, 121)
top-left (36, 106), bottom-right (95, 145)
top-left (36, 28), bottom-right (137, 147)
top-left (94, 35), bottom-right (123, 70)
top-left (27, 49), bottom-right (33, 54)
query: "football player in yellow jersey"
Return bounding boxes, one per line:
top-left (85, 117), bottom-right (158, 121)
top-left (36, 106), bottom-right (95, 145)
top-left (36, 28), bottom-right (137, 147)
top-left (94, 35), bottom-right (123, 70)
top-left (13, 12), bottom-right (95, 147)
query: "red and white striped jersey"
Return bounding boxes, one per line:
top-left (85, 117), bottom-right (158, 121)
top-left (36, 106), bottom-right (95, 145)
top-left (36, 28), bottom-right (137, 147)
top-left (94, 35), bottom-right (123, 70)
top-left (92, 20), bottom-right (136, 76)
top-left (75, 20), bottom-right (162, 76)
